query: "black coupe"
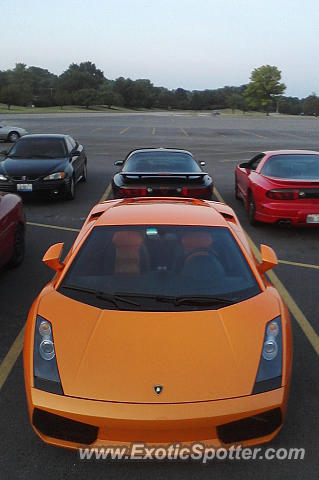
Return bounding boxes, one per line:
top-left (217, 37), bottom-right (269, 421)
top-left (112, 148), bottom-right (213, 199)
top-left (0, 134), bottom-right (87, 200)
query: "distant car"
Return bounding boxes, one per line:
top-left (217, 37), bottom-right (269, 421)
top-left (0, 192), bottom-right (25, 268)
top-left (0, 123), bottom-right (28, 142)
top-left (112, 148), bottom-right (213, 199)
top-left (24, 197), bottom-right (292, 449)
top-left (0, 134), bottom-right (87, 200)
top-left (235, 149), bottom-right (319, 226)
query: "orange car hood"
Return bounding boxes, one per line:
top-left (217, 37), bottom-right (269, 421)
top-left (38, 289), bottom-right (280, 403)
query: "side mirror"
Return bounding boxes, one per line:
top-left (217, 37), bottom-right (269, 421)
top-left (43, 243), bottom-right (65, 271)
top-left (72, 150), bottom-right (80, 157)
top-left (0, 150), bottom-right (8, 156)
top-left (199, 161), bottom-right (206, 166)
top-left (239, 162), bottom-right (249, 168)
top-left (257, 244), bottom-right (278, 274)
top-left (114, 160), bottom-right (124, 166)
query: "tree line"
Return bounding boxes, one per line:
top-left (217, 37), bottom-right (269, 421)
top-left (0, 61), bottom-right (318, 115)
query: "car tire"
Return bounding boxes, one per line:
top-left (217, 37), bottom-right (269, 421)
top-left (248, 193), bottom-right (258, 226)
top-left (80, 162), bottom-right (87, 182)
top-left (8, 131), bottom-right (20, 142)
top-left (7, 224), bottom-right (25, 267)
top-left (65, 176), bottom-right (75, 200)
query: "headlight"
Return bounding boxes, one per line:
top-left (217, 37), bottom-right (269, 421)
top-left (252, 317), bottom-right (282, 394)
top-left (33, 316), bottom-right (63, 395)
top-left (0, 174), bottom-right (8, 181)
top-left (43, 172), bottom-right (66, 181)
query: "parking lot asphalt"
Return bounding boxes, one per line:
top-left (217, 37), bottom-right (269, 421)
top-left (0, 112), bottom-right (318, 479)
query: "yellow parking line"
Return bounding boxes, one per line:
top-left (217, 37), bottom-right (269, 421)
top-left (27, 222), bottom-right (80, 233)
top-left (120, 127), bottom-right (130, 135)
top-left (0, 326), bottom-right (25, 390)
top-left (180, 127), bottom-right (189, 136)
top-left (239, 129), bottom-right (268, 139)
top-left (99, 183), bottom-right (112, 202)
top-left (214, 186), bottom-right (319, 357)
top-left (152, 128), bottom-right (156, 135)
top-left (278, 259), bottom-right (319, 270)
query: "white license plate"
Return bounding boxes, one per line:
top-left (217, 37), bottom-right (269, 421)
top-left (17, 183), bottom-right (33, 192)
top-left (306, 214), bottom-right (319, 223)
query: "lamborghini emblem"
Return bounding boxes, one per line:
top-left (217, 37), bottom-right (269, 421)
top-left (154, 384), bottom-right (163, 395)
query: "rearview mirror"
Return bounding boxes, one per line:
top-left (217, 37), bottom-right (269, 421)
top-left (114, 160), bottom-right (124, 166)
top-left (257, 244), bottom-right (278, 274)
top-left (42, 243), bottom-right (65, 271)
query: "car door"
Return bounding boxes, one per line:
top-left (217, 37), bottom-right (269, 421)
top-left (236, 154), bottom-right (265, 201)
top-left (0, 125), bottom-right (7, 141)
top-left (0, 196), bottom-right (15, 267)
top-left (67, 136), bottom-right (83, 182)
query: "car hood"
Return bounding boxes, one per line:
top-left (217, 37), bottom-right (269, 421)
top-left (0, 157), bottom-right (67, 177)
top-left (37, 288), bottom-right (280, 403)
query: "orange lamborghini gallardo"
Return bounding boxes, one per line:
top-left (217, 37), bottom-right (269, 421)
top-left (24, 197), bottom-right (292, 450)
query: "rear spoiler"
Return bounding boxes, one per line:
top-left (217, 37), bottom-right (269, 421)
top-left (120, 172), bottom-right (208, 179)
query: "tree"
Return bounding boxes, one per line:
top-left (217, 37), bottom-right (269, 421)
top-left (54, 90), bottom-right (72, 109)
top-left (59, 62), bottom-right (105, 93)
top-left (303, 94), bottom-right (319, 116)
top-left (244, 65), bottom-right (286, 113)
top-left (0, 84), bottom-right (32, 109)
top-left (73, 88), bottom-right (98, 108)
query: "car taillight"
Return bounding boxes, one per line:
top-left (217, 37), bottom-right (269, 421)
top-left (182, 186), bottom-right (211, 198)
top-left (119, 187), bottom-right (147, 197)
top-left (266, 189), bottom-right (299, 200)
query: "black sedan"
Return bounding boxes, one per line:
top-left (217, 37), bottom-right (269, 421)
top-left (112, 148), bottom-right (213, 199)
top-left (0, 134), bottom-right (87, 200)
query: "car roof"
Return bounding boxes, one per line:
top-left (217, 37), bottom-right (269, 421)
top-left (126, 147), bottom-right (194, 157)
top-left (87, 197), bottom-right (236, 228)
top-left (262, 149), bottom-right (319, 155)
top-left (19, 134), bottom-right (69, 140)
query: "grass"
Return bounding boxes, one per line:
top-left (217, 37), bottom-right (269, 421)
top-left (0, 104), bottom-right (314, 119)
top-left (0, 104), bottom-right (135, 114)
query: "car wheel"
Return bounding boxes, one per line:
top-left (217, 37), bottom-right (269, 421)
top-left (65, 176), bottom-right (75, 200)
top-left (248, 193), bottom-right (258, 226)
top-left (7, 224), bottom-right (25, 267)
top-left (8, 131), bottom-right (20, 142)
top-left (80, 162), bottom-right (87, 182)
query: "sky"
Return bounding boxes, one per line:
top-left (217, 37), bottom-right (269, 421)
top-left (2, 0), bottom-right (319, 98)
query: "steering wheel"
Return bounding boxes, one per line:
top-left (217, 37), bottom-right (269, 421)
top-left (182, 248), bottom-right (217, 265)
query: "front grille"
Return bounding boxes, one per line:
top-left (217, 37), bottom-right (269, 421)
top-left (217, 408), bottom-right (282, 444)
top-left (11, 175), bottom-right (39, 181)
top-left (32, 408), bottom-right (98, 444)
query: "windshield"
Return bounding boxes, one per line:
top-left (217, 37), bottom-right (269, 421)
top-left (9, 138), bottom-right (67, 158)
top-left (123, 151), bottom-right (202, 173)
top-left (59, 226), bottom-right (260, 311)
top-left (261, 154), bottom-right (319, 179)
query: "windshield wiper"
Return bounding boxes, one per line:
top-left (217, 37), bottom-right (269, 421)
top-left (169, 295), bottom-right (237, 306)
top-left (61, 284), bottom-right (141, 308)
top-left (111, 292), bottom-right (237, 306)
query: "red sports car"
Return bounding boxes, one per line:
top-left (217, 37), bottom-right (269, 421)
top-left (235, 150), bottom-right (319, 226)
top-left (0, 192), bottom-right (26, 268)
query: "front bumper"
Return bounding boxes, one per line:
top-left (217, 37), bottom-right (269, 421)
top-left (0, 178), bottom-right (71, 196)
top-left (28, 386), bottom-right (287, 449)
top-left (255, 200), bottom-right (319, 225)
